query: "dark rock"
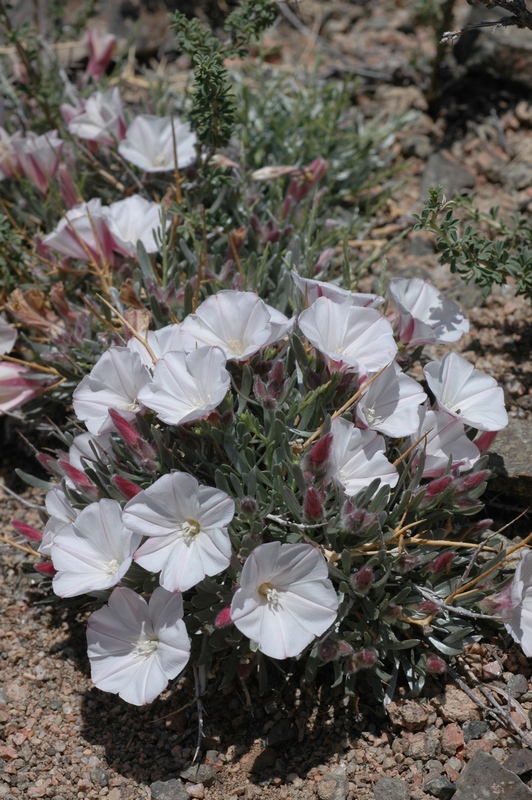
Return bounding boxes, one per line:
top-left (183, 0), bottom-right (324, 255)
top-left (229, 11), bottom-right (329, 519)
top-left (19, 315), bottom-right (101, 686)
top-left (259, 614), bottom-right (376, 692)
top-left (420, 151), bottom-right (475, 201)
top-left (453, 751), bottom-right (532, 800)
top-left (504, 750), bottom-right (532, 777)
top-left (425, 776), bottom-right (456, 799)
top-left (454, 4), bottom-right (532, 91)
top-left (317, 767), bottom-right (349, 800)
top-left (150, 778), bottom-right (189, 800)
top-left (508, 674), bottom-right (529, 698)
top-left (374, 776), bottom-right (410, 800)
top-left (263, 718), bottom-right (296, 747)
top-left (488, 419), bottom-right (532, 500)
top-left (179, 764), bottom-right (216, 786)
top-left (462, 720), bottom-right (488, 743)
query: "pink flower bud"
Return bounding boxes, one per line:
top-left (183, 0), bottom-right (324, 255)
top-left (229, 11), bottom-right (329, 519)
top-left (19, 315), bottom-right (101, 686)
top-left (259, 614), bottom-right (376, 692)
top-left (35, 561), bottom-right (57, 577)
top-left (415, 600), bottom-right (440, 614)
top-left (240, 496), bottom-right (258, 516)
top-left (318, 639), bottom-right (339, 661)
top-left (336, 640), bottom-right (355, 657)
top-left (425, 475), bottom-right (454, 497)
top-left (341, 501), bottom-right (379, 533)
top-left (384, 603), bottom-right (402, 621)
top-left (426, 552), bottom-right (453, 574)
top-left (350, 566), bottom-right (374, 594)
top-left (346, 648), bottom-right (378, 673)
top-left (84, 29), bottom-right (117, 82)
top-left (10, 518), bottom-right (42, 542)
top-left (304, 486), bottom-right (324, 521)
top-left (58, 460), bottom-right (99, 500)
top-left (111, 475), bottom-right (142, 499)
top-left (214, 606), bottom-right (232, 629)
top-left (396, 554), bottom-right (420, 573)
top-left (426, 653), bottom-right (446, 675)
top-left (109, 408), bottom-right (141, 449)
top-left (454, 470), bottom-right (491, 495)
top-left (307, 433), bottom-right (333, 470)
top-left (475, 430), bottom-right (498, 455)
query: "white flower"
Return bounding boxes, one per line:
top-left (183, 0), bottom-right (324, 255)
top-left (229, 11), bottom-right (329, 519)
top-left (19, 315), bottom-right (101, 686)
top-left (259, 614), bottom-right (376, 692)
top-left (104, 195), bottom-right (170, 256)
top-left (62, 88), bottom-right (126, 145)
top-left (118, 115), bottom-right (196, 172)
top-left (292, 272), bottom-right (384, 308)
top-left (409, 406), bottom-right (480, 478)
top-left (68, 432), bottom-right (114, 472)
top-left (126, 323), bottom-right (183, 368)
top-left (43, 198), bottom-right (113, 262)
top-left (124, 471), bottom-right (235, 592)
top-left (13, 130), bottom-right (64, 195)
top-left (328, 416), bottom-right (398, 495)
top-left (0, 362), bottom-right (42, 414)
top-left (423, 352), bottom-right (508, 432)
top-left (0, 314), bottom-right (17, 355)
top-left (86, 586), bottom-right (190, 705)
top-left (505, 551), bottom-right (532, 657)
top-left (51, 499), bottom-right (142, 597)
top-left (179, 291), bottom-right (277, 361)
top-left (231, 542), bottom-right (338, 660)
top-left (298, 296), bottom-right (397, 375)
top-left (137, 346), bottom-right (230, 426)
top-left (356, 362), bottom-right (426, 437)
top-left (389, 277), bottom-right (469, 346)
top-left (73, 347), bottom-right (151, 435)
top-left (39, 487), bottom-right (80, 557)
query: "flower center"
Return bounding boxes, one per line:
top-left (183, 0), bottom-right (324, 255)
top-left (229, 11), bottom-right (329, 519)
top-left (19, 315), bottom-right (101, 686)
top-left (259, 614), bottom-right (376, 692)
top-left (229, 338), bottom-right (244, 356)
top-left (153, 153), bottom-right (168, 167)
top-left (136, 636), bottom-right (159, 657)
top-left (182, 518), bottom-right (201, 542)
top-left (103, 558), bottom-right (119, 575)
top-left (258, 582), bottom-right (280, 607)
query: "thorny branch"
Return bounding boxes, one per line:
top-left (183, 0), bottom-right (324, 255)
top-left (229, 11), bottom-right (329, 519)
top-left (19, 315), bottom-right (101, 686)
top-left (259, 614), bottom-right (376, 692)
top-left (441, 0), bottom-right (532, 44)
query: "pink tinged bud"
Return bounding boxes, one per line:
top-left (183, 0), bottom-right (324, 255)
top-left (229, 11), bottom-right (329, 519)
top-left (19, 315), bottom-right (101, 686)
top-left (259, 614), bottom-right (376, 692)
top-left (10, 518), bottom-right (42, 542)
top-left (468, 518), bottom-right (493, 536)
top-left (58, 460), bottom-right (99, 501)
top-left (426, 653), bottom-right (447, 675)
top-left (384, 603), bottom-right (402, 621)
top-left (240, 496), bottom-right (258, 516)
top-left (425, 475), bottom-right (454, 497)
top-left (109, 408), bottom-right (141, 448)
top-left (84, 29), bottom-right (117, 81)
top-left (336, 640), bottom-right (355, 657)
top-left (304, 486), bottom-right (324, 521)
top-left (416, 600), bottom-right (440, 614)
top-left (238, 659), bottom-right (253, 681)
top-left (308, 433), bottom-right (333, 469)
top-left (214, 606), bottom-right (233, 629)
top-left (426, 552), bottom-right (454, 574)
top-left (454, 470), bottom-right (491, 494)
top-left (341, 502), bottom-right (379, 534)
top-left (57, 163), bottom-right (79, 209)
top-left (475, 430), bottom-right (498, 455)
top-left (396, 554), bottom-right (420, 573)
top-left (346, 648), bottom-right (378, 673)
top-left (478, 586), bottom-right (513, 616)
top-left (350, 566), bottom-right (374, 594)
top-left (111, 474), bottom-right (142, 499)
top-left (35, 561), bottom-right (57, 577)
top-left (318, 639), bottom-right (339, 661)
top-left (37, 452), bottom-right (59, 474)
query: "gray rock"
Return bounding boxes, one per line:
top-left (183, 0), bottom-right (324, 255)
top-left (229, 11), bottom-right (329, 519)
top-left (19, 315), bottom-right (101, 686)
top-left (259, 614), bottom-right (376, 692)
top-left (453, 751), bottom-right (532, 800)
top-left (425, 776), bottom-right (456, 799)
top-left (504, 749), bottom-right (532, 777)
top-left (89, 767), bottom-right (109, 787)
top-left (179, 764), bottom-right (216, 786)
top-left (488, 419), bottom-right (532, 500)
top-left (401, 135), bottom-right (433, 160)
top-left (263, 719), bottom-right (296, 748)
top-left (420, 151), bottom-right (475, 201)
top-left (508, 674), bottom-right (529, 698)
top-left (374, 776), bottom-right (410, 800)
top-left (462, 720), bottom-right (488, 743)
top-left (454, 4), bottom-right (532, 91)
top-left (150, 779), bottom-right (189, 800)
top-left (317, 767), bottom-right (349, 800)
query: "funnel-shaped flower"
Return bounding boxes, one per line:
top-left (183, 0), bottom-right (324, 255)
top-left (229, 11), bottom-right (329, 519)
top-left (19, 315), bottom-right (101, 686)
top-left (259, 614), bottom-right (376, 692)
top-left (231, 542), bottom-right (338, 659)
top-left (179, 291), bottom-right (276, 361)
top-left (389, 277), bottom-right (469, 346)
top-left (356, 362), bottom-right (426, 437)
top-left (62, 88), bottom-right (126, 145)
top-left (84, 29), bottom-right (117, 81)
top-left (0, 362), bottom-right (42, 413)
top-left (51, 499), bottom-right (142, 597)
top-left (40, 488), bottom-right (80, 557)
top-left (73, 347), bottom-right (150, 435)
top-left (118, 115), bottom-right (196, 172)
top-left (124, 472), bottom-right (235, 592)
top-left (43, 198), bottom-right (113, 262)
top-left (137, 346), bottom-right (230, 426)
top-left (126, 323), bottom-right (183, 368)
top-left (87, 586), bottom-right (190, 705)
top-left (503, 550), bottom-right (532, 657)
top-left (13, 130), bottom-right (64, 195)
top-left (409, 406), bottom-right (480, 478)
top-left (292, 272), bottom-right (383, 309)
top-left (104, 195), bottom-right (170, 256)
top-left (298, 297), bottom-right (397, 375)
top-left (423, 352), bottom-right (508, 432)
top-left (328, 416), bottom-right (398, 495)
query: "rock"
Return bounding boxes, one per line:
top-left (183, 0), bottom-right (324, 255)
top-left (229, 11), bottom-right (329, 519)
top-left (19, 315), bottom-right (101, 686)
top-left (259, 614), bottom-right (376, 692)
top-left (317, 767), bottom-right (348, 800)
top-left (453, 751), bottom-right (532, 800)
top-left (442, 723), bottom-right (464, 756)
top-left (454, 4), bottom-right (532, 92)
top-left (150, 779), bottom-right (190, 800)
top-left (263, 719), bottom-right (296, 747)
top-left (433, 685), bottom-right (480, 724)
top-left (89, 767), bottom-right (109, 787)
top-left (386, 699), bottom-right (430, 731)
top-left (508, 674), bottom-right (529, 698)
top-left (179, 765), bottom-right (216, 787)
top-left (504, 749), bottom-right (532, 777)
top-left (420, 151), bottom-right (475, 201)
top-left (488, 419), bottom-right (532, 500)
top-left (462, 720), bottom-right (488, 743)
top-left (238, 746), bottom-right (277, 775)
top-left (425, 776), bottom-right (456, 799)
top-left (401, 135), bottom-right (433, 160)
top-left (373, 777), bottom-right (410, 800)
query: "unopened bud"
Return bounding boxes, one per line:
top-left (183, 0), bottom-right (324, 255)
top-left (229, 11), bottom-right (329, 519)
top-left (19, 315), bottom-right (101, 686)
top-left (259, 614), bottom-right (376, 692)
top-left (112, 475), bottom-right (142, 499)
top-left (416, 600), bottom-right (440, 614)
top-left (475, 430), bottom-right (498, 455)
top-left (11, 519), bottom-right (42, 542)
top-left (307, 434), bottom-right (333, 470)
top-left (396, 554), bottom-right (420, 573)
top-left (240, 496), bottom-right (258, 516)
top-left (336, 640), bottom-right (355, 657)
top-left (342, 502), bottom-right (379, 533)
top-left (304, 486), bottom-right (324, 521)
top-left (59, 460), bottom-right (99, 501)
top-left (384, 603), bottom-right (402, 621)
top-left (35, 561), bottom-right (56, 577)
top-left (318, 639), bottom-right (339, 661)
top-left (214, 606), bottom-right (232, 629)
top-left (426, 552), bottom-right (453, 574)
top-left (426, 653), bottom-right (446, 675)
top-left (454, 470), bottom-right (491, 495)
top-left (346, 648), bottom-right (378, 673)
top-left (350, 566), bottom-right (374, 594)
